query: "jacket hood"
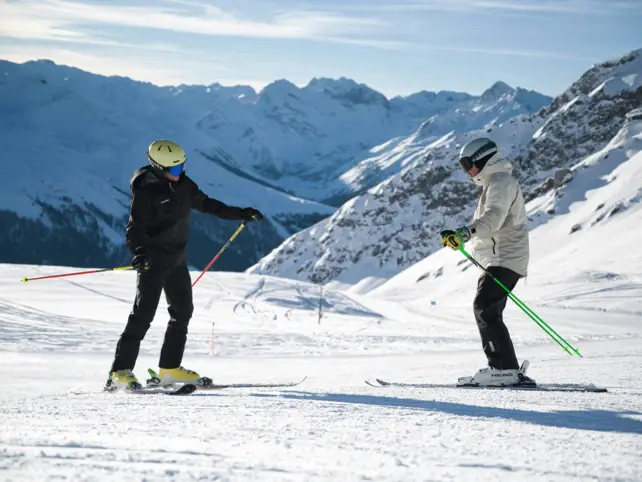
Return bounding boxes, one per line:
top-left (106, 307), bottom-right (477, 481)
top-left (470, 155), bottom-right (513, 186)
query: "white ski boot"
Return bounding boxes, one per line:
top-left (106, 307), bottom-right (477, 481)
top-left (457, 360), bottom-right (535, 387)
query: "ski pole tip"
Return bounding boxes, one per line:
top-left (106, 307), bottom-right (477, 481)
top-left (21, 277), bottom-right (28, 283)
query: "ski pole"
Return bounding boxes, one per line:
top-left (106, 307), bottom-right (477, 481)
top-left (21, 265), bottom-right (133, 283)
top-left (458, 247), bottom-right (569, 352)
top-left (457, 245), bottom-right (582, 357)
top-left (192, 221), bottom-right (246, 288)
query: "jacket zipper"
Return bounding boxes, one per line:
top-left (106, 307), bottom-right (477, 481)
top-left (491, 237), bottom-right (497, 255)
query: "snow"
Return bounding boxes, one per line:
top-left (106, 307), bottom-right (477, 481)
top-left (2, 190), bottom-right (642, 481)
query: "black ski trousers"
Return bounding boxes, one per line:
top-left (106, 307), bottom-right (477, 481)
top-left (473, 266), bottom-right (521, 370)
top-left (111, 258), bottom-right (193, 371)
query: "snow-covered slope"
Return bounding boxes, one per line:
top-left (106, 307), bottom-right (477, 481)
top-left (2, 253), bottom-right (642, 479)
top-left (250, 48), bottom-right (642, 285)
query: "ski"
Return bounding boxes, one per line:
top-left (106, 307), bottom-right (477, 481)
top-left (104, 383), bottom-right (197, 395)
top-left (194, 376), bottom-right (308, 390)
top-left (145, 369), bottom-right (307, 390)
top-left (366, 378), bottom-right (608, 393)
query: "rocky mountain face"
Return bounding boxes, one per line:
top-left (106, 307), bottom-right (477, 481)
top-left (248, 49), bottom-right (642, 285)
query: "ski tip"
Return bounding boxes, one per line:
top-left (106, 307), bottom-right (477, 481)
top-left (365, 379), bottom-right (382, 388)
top-left (375, 378), bottom-right (391, 386)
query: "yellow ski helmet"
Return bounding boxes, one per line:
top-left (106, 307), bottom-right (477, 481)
top-left (147, 139), bottom-right (187, 176)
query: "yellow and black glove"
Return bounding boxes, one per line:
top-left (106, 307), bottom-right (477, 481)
top-left (239, 207), bottom-right (265, 222)
top-left (132, 253), bottom-right (151, 272)
top-left (440, 227), bottom-right (471, 250)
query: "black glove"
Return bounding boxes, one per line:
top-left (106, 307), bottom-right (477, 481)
top-left (132, 253), bottom-right (151, 272)
top-left (239, 207), bottom-right (264, 222)
top-left (440, 227), bottom-right (471, 250)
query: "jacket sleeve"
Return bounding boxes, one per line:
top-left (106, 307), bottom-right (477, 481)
top-left (468, 174), bottom-right (517, 238)
top-left (125, 186), bottom-right (152, 255)
top-left (190, 178), bottom-right (245, 220)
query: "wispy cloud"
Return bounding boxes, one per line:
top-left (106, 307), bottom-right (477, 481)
top-left (417, 45), bottom-right (595, 61)
top-left (1, 43), bottom-right (252, 86)
top-left (0, 0), bottom-right (391, 48)
top-left (1, 45), bottom-right (190, 84)
top-left (350, 0), bottom-right (641, 14)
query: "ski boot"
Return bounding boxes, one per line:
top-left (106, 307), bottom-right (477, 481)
top-left (105, 369), bottom-right (142, 391)
top-left (146, 366), bottom-right (213, 387)
top-left (457, 360), bottom-right (535, 387)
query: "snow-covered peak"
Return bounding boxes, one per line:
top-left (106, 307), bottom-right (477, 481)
top-left (305, 77), bottom-right (389, 108)
top-left (257, 79), bottom-right (300, 103)
top-left (551, 48), bottom-right (642, 112)
top-left (306, 76), bottom-right (362, 93)
top-left (480, 81), bottom-right (515, 101)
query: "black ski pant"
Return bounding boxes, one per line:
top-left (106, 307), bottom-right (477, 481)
top-left (111, 258), bottom-right (193, 371)
top-left (473, 266), bottom-right (521, 370)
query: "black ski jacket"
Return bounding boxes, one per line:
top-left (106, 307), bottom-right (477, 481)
top-left (125, 166), bottom-right (246, 262)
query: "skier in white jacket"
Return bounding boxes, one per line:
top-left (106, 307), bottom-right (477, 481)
top-left (440, 137), bottom-right (535, 387)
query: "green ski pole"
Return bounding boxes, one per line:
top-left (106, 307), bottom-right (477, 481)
top-left (456, 244), bottom-right (581, 357)
top-left (459, 247), bottom-right (573, 355)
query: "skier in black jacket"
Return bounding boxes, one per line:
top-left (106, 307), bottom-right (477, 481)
top-left (107, 139), bottom-right (264, 389)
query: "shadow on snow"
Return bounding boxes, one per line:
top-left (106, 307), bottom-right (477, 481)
top-left (250, 391), bottom-right (642, 435)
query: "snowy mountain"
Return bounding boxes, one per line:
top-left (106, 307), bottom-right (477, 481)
top-left (0, 60), bottom-right (334, 271)
top-left (203, 76), bottom-right (551, 204)
top-left (249, 48), bottom-right (642, 285)
top-left (0, 59), bottom-right (548, 271)
top-left (372, 112), bottom-right (642, 300)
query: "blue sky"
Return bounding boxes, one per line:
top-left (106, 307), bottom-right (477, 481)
top-left (1, 0), bottom-right (640, 97)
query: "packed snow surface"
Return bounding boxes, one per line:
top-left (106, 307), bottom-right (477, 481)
top-left (1, 257), bottom-right (641, 480)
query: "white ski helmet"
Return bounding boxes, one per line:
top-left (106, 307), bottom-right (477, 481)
top-left (458, 137), bottom-right (498, 173)
top-left (147, 139), bottom-right (187, 176)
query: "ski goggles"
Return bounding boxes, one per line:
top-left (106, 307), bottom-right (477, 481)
top-left (459, 156), bottom-right (474, 172)
top-left (167, 163), bottom-right (185, 176)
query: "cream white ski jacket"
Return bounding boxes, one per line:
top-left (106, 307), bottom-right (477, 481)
top-left (466, 157), bottom-right (529, 277)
